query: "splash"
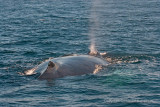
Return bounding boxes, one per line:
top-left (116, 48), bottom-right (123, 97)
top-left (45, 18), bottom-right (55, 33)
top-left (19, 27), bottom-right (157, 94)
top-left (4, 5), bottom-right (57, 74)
top-left (18, 67), bottom-right (37, 76)
top-left (88, 0), bottom-right (101, 54)
top-left (93, 64), bottom-right (102, 74)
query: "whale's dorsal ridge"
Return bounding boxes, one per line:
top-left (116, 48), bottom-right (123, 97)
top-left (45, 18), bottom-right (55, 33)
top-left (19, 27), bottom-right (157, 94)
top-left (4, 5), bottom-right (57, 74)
top-left (48, 61), bottom-right (55, 68)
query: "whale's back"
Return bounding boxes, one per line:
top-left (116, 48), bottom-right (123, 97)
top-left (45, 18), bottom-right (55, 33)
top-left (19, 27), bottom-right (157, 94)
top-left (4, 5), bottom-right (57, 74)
top-left (37, 55), bottom-right (108, 80)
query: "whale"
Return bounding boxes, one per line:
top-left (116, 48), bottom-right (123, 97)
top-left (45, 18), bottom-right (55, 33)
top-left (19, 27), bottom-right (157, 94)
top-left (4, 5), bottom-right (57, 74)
top-left (21, 53), bottom-right (109, 80)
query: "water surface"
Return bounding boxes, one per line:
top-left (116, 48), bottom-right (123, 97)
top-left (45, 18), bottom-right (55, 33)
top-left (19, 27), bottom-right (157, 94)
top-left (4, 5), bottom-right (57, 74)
top-left (0, 0), bottom-right (160, 106)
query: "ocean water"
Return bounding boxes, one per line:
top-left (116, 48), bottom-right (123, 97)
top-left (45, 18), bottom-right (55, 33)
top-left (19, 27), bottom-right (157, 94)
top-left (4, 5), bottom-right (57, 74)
top-left (0, 0), bottom-right (160, 106)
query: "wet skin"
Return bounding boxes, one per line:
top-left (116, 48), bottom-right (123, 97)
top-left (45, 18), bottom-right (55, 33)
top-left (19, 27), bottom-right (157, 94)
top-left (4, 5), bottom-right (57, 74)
top-left (24, 55), bottom-right (109, 80)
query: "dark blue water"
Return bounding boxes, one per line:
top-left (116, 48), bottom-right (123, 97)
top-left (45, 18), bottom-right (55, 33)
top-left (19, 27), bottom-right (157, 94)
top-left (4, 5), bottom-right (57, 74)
top-left (0, 0), bottom-right (160, 106)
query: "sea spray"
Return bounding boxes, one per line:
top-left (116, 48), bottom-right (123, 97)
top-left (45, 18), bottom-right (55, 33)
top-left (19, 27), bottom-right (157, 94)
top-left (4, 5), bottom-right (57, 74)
top-left (88, 0), bottom-right (101, 54)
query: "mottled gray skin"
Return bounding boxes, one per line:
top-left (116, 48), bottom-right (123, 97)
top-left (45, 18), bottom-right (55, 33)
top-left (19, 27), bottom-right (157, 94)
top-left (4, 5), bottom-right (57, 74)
top-left (25, 55), bottom-right (108, 80)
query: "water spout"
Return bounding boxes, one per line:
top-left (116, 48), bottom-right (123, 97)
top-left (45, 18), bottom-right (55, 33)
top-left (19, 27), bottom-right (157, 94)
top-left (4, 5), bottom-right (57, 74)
top-left (88, 0), bottom-right (101, 54)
